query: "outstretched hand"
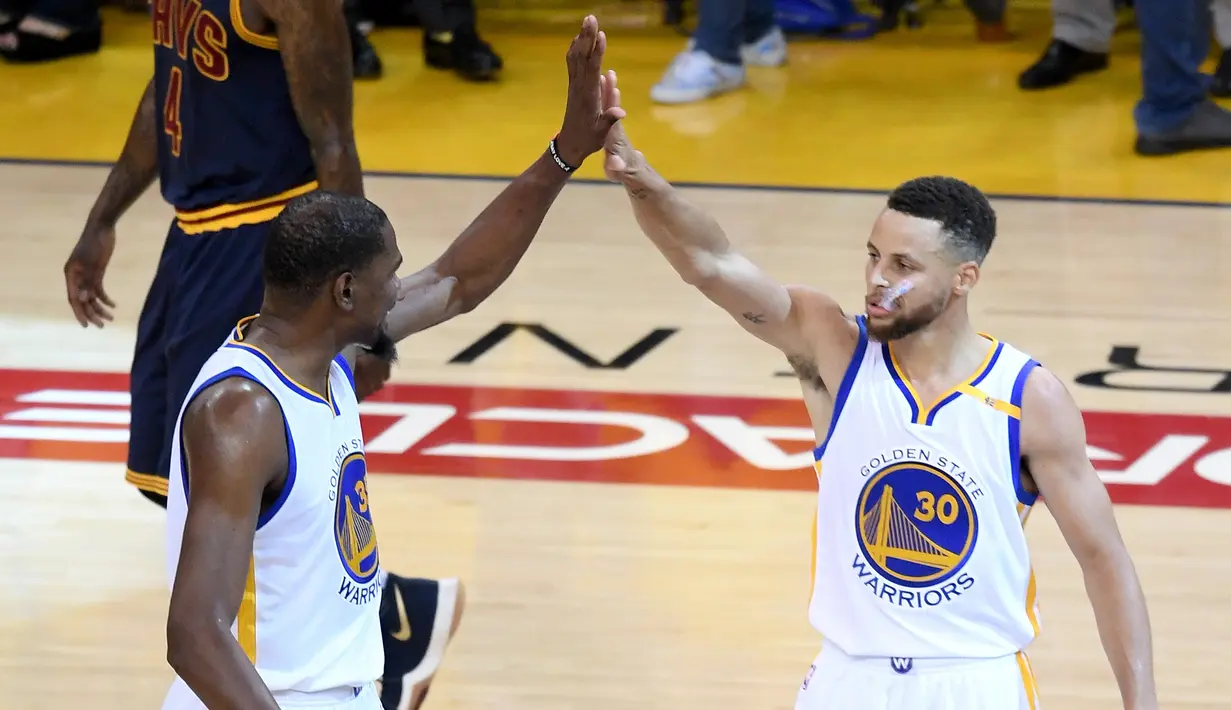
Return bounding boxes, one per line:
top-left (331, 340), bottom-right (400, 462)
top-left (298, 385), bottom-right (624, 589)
top-left (602, 113), bottom-right (645, 185)
top-left (555, 15), bottom-right (627, 168)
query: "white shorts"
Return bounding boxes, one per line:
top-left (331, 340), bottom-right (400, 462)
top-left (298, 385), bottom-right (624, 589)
top-left (162, 678), bottom-right (381, 710)
top-left (794, 641), bottom-right (1041, 710)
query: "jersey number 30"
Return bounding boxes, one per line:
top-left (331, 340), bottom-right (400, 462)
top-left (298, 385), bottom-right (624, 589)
top-left (163, 66), bottom-right (184, 157)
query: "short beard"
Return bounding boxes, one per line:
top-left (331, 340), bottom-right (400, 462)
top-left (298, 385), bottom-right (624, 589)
top-left (363, 328), bottom-right (399, 363)
top-left (867, 293), bottom-right (948, 342)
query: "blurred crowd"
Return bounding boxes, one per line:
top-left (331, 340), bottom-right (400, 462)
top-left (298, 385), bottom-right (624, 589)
top-left (0, 0), bottom-right (503, 79)
top-left (1, 0), bottom-right (1228, 155)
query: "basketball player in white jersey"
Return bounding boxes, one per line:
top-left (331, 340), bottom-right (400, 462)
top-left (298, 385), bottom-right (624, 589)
top-left (600, 122), bottom-right (1158, 709)
top-left (161, 19), bottom-right (624, 709)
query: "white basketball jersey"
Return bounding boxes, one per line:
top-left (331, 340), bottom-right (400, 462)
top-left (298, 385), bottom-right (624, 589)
top-left (165, 319), bottom-right (384, 694)
top-left (809, 315), bottom-right (1041, 659)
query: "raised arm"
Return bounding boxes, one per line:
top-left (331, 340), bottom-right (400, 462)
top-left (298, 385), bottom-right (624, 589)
top-left (382, 15), bottom-right (623, 342)
top-left (64, 77), bottom-right (158, 328)
top-left (601, 123), bottom-right (857, 382)
top-left (165, 380), bottom-right (288, 710)
top-left (255, 0), bottom-right (363, 195)
top-left (1020, 367), bottom-right (1157, 710)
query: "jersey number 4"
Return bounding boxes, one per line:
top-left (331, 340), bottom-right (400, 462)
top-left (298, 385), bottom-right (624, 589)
top-left (163, 66), bottom-right (184, 157)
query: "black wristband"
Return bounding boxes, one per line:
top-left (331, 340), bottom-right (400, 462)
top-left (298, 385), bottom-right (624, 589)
top-left (548, 136), bottom-right (578, 173)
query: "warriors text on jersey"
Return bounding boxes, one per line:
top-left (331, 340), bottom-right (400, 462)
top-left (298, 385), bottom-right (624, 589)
top-left (151, 0), bottom-right (317, 229)
top-left (165, 318), bottom-right (383, 696)
top-left (809, 316), bottom-right (1041, 659)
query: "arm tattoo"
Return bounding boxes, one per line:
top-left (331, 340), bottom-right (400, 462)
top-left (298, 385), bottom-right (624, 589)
top-left (742, 312), bottom-right (767, 324)
top-left (271, 0), bottom-right (363, 196)
top-left (786, 354), bottom-right (826, 392)
top-left (628, 187), bottom-right (649, 200)
top-left (87, 79), bottom-right (159, 227)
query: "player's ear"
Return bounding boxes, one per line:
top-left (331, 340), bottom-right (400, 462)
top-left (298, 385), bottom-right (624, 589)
top-left (954, 262), bottom-right (979, 296)
top-left (334, 272), bottom-right (357, 312)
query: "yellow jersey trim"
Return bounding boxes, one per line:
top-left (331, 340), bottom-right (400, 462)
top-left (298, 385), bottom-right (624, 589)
top-left (175, 181), bottom-right (318, 235)
top-left (229, 0), bottom-right (278, 50)
top-left (239, 555), bottom-right (258, 662)
top-left (126, 469), bottom-right (169, 496)
top-left (885, 334), bottom-right (1003, 425)
top-left (226, 316), bottom-right (338, 412)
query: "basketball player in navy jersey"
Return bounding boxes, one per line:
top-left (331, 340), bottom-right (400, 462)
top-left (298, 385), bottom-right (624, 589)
top-left (59, 0), bottom-right (613, 704)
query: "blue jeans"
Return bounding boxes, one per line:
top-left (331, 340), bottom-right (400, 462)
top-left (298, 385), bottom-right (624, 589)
top-left (1133, 0), bottom-right (1210, 133)
top-left (693, 0), bottom-right (777, 65)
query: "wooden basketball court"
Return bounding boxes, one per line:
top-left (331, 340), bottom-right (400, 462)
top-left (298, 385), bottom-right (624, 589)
top-left (3, 5), bottom-right (1231, 710)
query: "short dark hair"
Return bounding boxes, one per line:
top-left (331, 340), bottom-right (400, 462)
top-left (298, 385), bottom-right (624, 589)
top-left (886, 176), bottom-right (996, 265)
top-left (264, 191), bottom-right (390, 299)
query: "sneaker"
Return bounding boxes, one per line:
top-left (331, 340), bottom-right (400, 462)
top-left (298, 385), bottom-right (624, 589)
top-left (378, 575), bottom-right (465, 710)
top-left (740, 26), bottom-right (787, 67)
top-left (651, 49), bottom-right (746, 104)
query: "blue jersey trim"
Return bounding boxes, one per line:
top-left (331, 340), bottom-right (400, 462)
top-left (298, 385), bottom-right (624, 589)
top-left (177, 367), bottom-right (298, 530)
top-left (1009, 359), bottom-right (1041, 507)
top-left (813, 316), bottom-right (869, 460)
top-left (334, 353), bottom-right (356, 394)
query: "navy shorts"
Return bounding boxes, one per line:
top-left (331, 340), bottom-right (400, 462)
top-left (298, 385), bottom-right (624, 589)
top-left (125, 219), bottom-right (269, 505)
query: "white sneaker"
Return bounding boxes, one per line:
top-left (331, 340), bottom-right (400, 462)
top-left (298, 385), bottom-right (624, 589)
top-left (680, 26), bottom-right (789, 68)
top-left (650, 49), bottom-right (746, 104)
top-left (740, 26), bottom-right (787, 67)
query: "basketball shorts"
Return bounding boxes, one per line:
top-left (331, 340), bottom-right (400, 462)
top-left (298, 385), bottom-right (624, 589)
top-left (162, 679), bottom-right (381, 710)
top-left (794, 640), bottom-right (1041, 710)
top-left (125, 219), bottom-right (268, 506)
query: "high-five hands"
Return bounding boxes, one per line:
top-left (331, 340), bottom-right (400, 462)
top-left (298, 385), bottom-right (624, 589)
top-left (602, 114), bottom-right (645, 186)
top-left (555, 15), bottom-right (627, 168)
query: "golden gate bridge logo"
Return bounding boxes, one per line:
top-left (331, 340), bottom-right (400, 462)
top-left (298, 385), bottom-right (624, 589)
top-left (855, 462), bottom-right (978, 588)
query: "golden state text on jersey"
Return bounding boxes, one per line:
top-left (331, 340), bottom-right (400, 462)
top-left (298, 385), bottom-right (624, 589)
top-left (852, 448), bottom-right (982, 608)
top-left (807, 316), bottom-right (1043, 658)
top-left (331, 443), bottom-right (382, 606)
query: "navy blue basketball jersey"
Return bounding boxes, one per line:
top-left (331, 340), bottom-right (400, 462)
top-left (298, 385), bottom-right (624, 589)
top-left (151, 0), bottom-right (318, 233)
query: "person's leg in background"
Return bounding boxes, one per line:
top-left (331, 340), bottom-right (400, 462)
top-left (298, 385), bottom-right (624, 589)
top-left (1209, 0), bottom-right (1231, 96)
top-left (416, 0), bottom-right (502, 81)
top-left (0, 0), bottom-right (99, 63)
top-left (1134, 0), bottom-right (1231, 155)
top-left (346, 0), bottom-right (385, 80)
top-left (964, 0), bottom-right (1013, 41)
top-left (1018, 0), bottom-right (1114, 89)
top-left (651, 0), bottom-right (786, 104)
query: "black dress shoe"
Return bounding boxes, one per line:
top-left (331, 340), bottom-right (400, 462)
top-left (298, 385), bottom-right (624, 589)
top-left (424, 25), bottom-right (502, 81)
top-left (0, 22), bottom-right (100, 63)
top-left (345, 4), bottom-right (382, 80)
top-left (351, 27), bottom-right (382, 79)
top-left (1211, 49), bottom-right (1231, 98)
top-left (1135, 100), bottom-right (1231, 156)
top-left (1018, 39), bottom-right (1108, 90)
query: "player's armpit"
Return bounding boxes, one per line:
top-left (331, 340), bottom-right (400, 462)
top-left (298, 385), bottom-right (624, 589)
top-left (1020, 368), bottom-right (1158, 710)
top-left (166, 379), bottom-right (287, 710)
top-left (253, 0), bottom-right (362, 196)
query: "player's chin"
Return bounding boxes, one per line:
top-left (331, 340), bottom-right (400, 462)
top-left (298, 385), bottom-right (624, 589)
top-left (864, 319), bottom-right (899, 342)
top-left (364, 328), bottom-right (399, 363)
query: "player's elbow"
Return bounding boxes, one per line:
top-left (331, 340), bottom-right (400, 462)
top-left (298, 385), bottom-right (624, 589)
top-left (165, 606), bottom-right (221, 677)
top-left (1074, 531), bottom-right (1135, 580)
top-left (308, 133), bottom-right (357, 168)
top-left (675, 254), bottom-right (722, 288)
top-left (165, 611), bottom-right (200, 675)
